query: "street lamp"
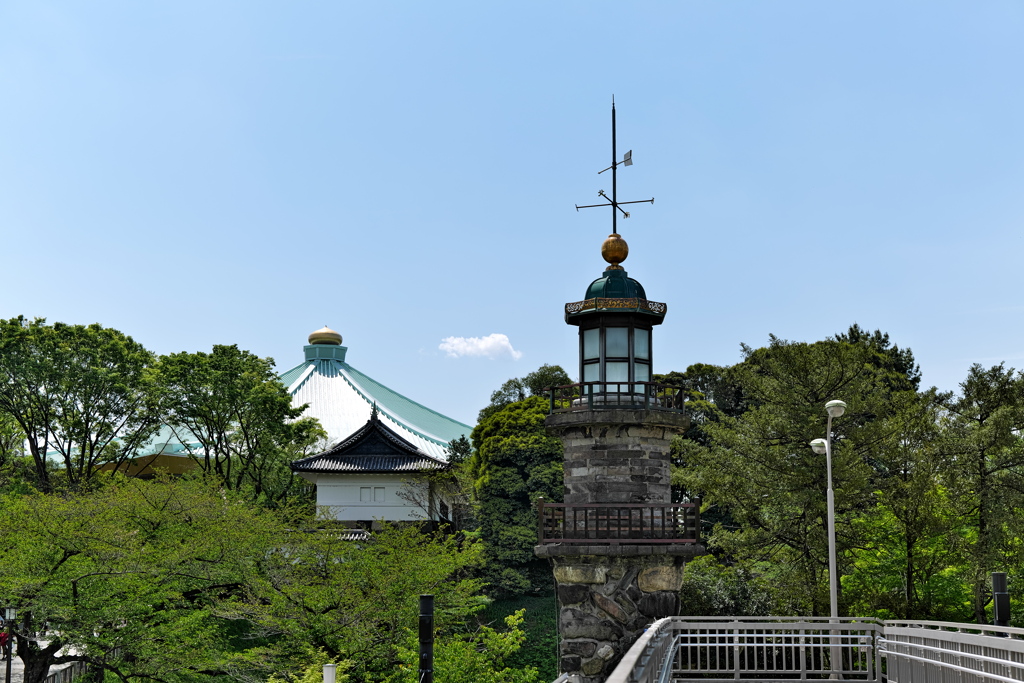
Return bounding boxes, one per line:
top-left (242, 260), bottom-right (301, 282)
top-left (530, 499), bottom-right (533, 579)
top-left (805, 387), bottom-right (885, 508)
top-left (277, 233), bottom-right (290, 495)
top-left (811, 399), bottom-right (846, 678)
top-left (4, 608), bottom-right (15, 683)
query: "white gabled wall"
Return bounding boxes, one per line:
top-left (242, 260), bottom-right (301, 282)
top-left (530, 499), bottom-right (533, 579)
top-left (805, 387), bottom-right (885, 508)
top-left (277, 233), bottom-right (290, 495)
top-left (314, 473), bottom-right (444, 522)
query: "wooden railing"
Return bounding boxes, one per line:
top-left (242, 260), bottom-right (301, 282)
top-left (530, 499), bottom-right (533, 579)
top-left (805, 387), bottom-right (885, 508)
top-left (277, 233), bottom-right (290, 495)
top-left (537, 499), bottom-right (700, 544)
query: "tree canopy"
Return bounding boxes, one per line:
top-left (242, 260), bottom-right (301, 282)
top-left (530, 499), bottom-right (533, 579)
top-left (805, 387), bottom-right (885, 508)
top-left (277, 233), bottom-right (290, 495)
top-left (468, 395), bottom-right (563, 596)
top-left (0, 317), bottom-right (160, 492)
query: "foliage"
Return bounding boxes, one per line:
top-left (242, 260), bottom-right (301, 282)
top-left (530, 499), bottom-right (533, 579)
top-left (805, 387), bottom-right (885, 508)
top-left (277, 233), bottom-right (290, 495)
top-left (156, 344), bottom-right (326, 506)
top-left (0, 477), bottom-right (283, 683)
top-left (266, 650), bottom-right (351, 683)
top-left (446, 435), bottom-right (472, 465)
top-left (477, 364), bottom-right (571, 422)
top-left (0, 316), bottom-right (160, 492)
top-left (389, 610), bottom-right (539, 683)
top-left (476, 592), bottom-right (558, 681)
top-left (674, 333), bottom-right (925, 616)
top-left (469, 396), bottom-right (563, 596)
top-left (677, 556), bottom-right (775, 617)
top-left (938, 363), bottom-right (1024, 623)
top-left (232, 522), bottom-right (486, 681)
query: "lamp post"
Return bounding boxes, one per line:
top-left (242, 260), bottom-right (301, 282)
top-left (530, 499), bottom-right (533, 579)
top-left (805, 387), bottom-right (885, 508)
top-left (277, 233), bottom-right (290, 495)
top-left (810, 399), bottom-right (846, 678)
top-left (4, 608), bottom-right (15, 683)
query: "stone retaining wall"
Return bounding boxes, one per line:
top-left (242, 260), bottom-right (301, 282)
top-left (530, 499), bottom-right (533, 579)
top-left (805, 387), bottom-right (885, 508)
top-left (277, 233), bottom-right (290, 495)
top-left (551, 555), bottom-right (690, 682)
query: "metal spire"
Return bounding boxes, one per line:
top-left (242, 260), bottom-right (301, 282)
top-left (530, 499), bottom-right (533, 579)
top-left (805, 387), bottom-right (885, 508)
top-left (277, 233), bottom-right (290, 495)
top-left (575, 98), bottom-right (653, 234)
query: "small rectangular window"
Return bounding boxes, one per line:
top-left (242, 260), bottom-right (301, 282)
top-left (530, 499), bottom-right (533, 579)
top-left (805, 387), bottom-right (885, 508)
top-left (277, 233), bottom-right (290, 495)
top-left (634, 329), bottom-right (650, 360)
top-left (360, 487), bottom-right (371, 502)
top-left (635, 363), bottom-right (651, 382)
top-left (606, 361), bottom-right (629, 382)
top-left (374, 487), bottom-right (385, 502)
top-left (583, 328), bottom-right (600, 360)
top-left (606, 328), bottom-right (629, 357)
top-left (583, 362), bottom-right (599, 382)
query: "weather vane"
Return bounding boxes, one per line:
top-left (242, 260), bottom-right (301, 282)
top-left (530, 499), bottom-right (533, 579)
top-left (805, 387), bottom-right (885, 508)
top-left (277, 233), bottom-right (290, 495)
top-left (575, 97), bottom-right (654, 235)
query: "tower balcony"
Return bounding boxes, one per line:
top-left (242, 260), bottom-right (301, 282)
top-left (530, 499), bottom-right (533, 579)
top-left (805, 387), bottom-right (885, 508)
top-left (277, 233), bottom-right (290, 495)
top-left (536, 499), bottom-right (701, 546)
top-left (544, 381), bottom-right (685, 414)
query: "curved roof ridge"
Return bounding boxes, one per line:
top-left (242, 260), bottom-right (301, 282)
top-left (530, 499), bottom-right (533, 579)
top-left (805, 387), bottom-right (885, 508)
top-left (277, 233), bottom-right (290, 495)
top-left (338, 362), bottom-right (470, 444)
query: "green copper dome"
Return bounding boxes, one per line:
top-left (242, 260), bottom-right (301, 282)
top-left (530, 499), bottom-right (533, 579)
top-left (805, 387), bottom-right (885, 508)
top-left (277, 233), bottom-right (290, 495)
top-left (585, 268), bottom-right (647, 300)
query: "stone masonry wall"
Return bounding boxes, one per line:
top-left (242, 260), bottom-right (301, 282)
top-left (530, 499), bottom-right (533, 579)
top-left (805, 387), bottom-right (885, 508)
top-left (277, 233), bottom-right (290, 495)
top-left (552, 555), bottom-right (687, 683)
top-left (545, 409), bottom-right (688, 505)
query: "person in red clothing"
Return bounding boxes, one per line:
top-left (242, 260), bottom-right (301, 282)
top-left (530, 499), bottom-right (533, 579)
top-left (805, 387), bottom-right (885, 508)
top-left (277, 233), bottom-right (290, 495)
top-left (0, 630), bottom-right (8, 661)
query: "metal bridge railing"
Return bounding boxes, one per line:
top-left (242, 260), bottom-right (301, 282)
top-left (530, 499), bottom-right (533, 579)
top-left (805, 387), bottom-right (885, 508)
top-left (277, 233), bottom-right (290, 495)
top-left (883, 620), bottom-right (1024, 683)
top-left (605, 616), bottom-right (883, 683)
top-left (599, 617), bottom-right (1024, 683)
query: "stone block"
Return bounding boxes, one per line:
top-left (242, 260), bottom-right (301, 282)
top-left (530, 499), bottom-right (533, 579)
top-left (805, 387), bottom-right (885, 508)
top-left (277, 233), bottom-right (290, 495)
top-left (554, 565), bottom-right (607, 584)
top-left (638, 565), bottom-right (683, 592)
top-left (558, 583), bottom-right (590, 605)
top-left (560, 655), bottom-right (582, 672)
top-left (592, 591), bottom-right (629, 624)
top-left (582, 656), bottom-right (606, 676)
top-left (564, 640), bottom-right (597, 658)
top-left (559, 608), bottom-right (623, 641)
top-left (596, 644), bottom-right (615, 660)
top-left (637, 591), bottom-right (679, 618)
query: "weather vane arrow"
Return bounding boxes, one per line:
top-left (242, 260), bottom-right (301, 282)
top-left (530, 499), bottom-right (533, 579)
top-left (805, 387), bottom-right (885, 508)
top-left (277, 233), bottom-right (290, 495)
top-left (575, 97), bottom-right (653, 235)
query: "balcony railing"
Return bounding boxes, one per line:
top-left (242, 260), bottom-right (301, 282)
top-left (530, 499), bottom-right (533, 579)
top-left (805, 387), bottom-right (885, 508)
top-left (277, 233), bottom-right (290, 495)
top-left (537, 499), bottom-right (700, 545)
top-left (545, 382), bottom-right (685, 415)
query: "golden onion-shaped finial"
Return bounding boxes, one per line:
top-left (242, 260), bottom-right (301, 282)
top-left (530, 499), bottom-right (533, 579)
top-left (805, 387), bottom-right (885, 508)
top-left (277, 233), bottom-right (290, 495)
top-left (308, 325), bottom-right (342, 346)
top-left (601, 233), bottom-right (628, 269)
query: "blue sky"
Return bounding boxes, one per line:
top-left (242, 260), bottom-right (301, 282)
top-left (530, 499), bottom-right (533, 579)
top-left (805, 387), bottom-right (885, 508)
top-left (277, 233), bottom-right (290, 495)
top-left (2, 2), bottom-right (1023, 426)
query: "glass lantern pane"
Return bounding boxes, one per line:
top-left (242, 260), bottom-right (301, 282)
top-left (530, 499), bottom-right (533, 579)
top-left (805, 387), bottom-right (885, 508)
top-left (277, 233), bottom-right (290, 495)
top-left (583, 328), bottom-right (600, 360)
top-left (606, 328), bottom-right (629, 357)
top-left (635, 363), bottom-right (650, 382)
top-left (583, 362), bottom-right (599, 382)
top-left (606, 361), bottom-right (629, 382)
top-left (634, 329), bottom-right (650, 360)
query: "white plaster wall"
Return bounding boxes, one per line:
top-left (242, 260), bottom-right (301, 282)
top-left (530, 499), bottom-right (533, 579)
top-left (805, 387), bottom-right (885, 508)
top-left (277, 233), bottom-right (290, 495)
top-left (315, 473), bottom-right (438, 522)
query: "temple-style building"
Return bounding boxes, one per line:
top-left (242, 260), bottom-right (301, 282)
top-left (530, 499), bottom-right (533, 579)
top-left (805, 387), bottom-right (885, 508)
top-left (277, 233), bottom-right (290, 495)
top-left (284, 326), bottom-right (472, 524)
top-left (111, 327), bottom-right (471, 527)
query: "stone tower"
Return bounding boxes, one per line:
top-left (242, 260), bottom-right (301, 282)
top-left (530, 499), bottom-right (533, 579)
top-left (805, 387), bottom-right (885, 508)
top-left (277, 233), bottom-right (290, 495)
top-left (535, 104), bottom-right (704, 683)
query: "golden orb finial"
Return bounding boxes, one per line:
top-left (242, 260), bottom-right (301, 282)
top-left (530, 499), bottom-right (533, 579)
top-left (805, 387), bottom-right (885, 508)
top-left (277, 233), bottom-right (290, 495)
top-left (308, 325), bottom-right (342, 346)
top-left (601, 233), bottom-right (628, 270)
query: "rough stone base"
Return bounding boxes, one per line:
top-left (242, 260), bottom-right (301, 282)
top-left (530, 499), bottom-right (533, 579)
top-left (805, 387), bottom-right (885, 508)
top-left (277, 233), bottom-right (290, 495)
top-left (550, 554), bottom-right (690, 683)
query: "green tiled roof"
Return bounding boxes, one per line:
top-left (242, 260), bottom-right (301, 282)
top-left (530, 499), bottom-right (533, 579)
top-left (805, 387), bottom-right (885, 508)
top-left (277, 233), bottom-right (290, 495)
top-left (341, 363), bottom-right (472, 444)
top-left (279, 362), bottom-right (309, 388)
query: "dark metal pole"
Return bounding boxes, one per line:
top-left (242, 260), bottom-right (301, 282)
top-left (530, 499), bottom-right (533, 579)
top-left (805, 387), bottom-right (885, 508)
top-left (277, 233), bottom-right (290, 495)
top-left (418, 595), bottom-right (434, 683)
top-left (5, 617), bottom-right (12, 683)
top-left (611, 100), bottom-right (617, 235)
top-left (993, 572), bottom-right (1010, 627)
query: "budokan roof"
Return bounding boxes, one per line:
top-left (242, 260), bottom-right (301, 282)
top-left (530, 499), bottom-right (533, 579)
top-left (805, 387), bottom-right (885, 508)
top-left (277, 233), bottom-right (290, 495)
top-left (290, 406), bottom-right (447, 474)
top-left (280, 327), bottom-right (472, 461)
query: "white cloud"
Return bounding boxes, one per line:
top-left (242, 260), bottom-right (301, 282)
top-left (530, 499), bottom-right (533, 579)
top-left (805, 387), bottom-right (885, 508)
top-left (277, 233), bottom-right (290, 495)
top-left (439, 333), bottom-right (523, 360)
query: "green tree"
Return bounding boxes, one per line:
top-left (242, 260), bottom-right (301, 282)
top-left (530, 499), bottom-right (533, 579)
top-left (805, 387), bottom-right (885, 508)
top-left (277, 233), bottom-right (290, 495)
top-left (843, 389), bottom-right (967, 620)
top-left (156, 345), bottom-right (325, 506)
top-left (477, 364), bottom-right (571, 422)
top-left (675, 335), bottom-right (921, 616)
top-left (0, 477), bottom-right (283, 683)
top-left (233, 522), bottom-right (486, 681)
top-left (939, 363), bottom-right (1024, 623)
top-left (389, 610), bottom-right (539, 683)
top-left (469, 396), bottom-right (563, 596)
top-left (0, 317), bottom-right (160, 492)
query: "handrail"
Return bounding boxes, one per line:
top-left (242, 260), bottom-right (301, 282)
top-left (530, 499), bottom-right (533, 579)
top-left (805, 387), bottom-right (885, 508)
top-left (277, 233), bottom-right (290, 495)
top-left (537, 499), bottom-right (700, 545)
top-left (545, 382), bottom-right (685, 414)
top-left (603, 616), bottom-right (884, 683)
top-left (596, 617), bottom-right (1024, 683)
